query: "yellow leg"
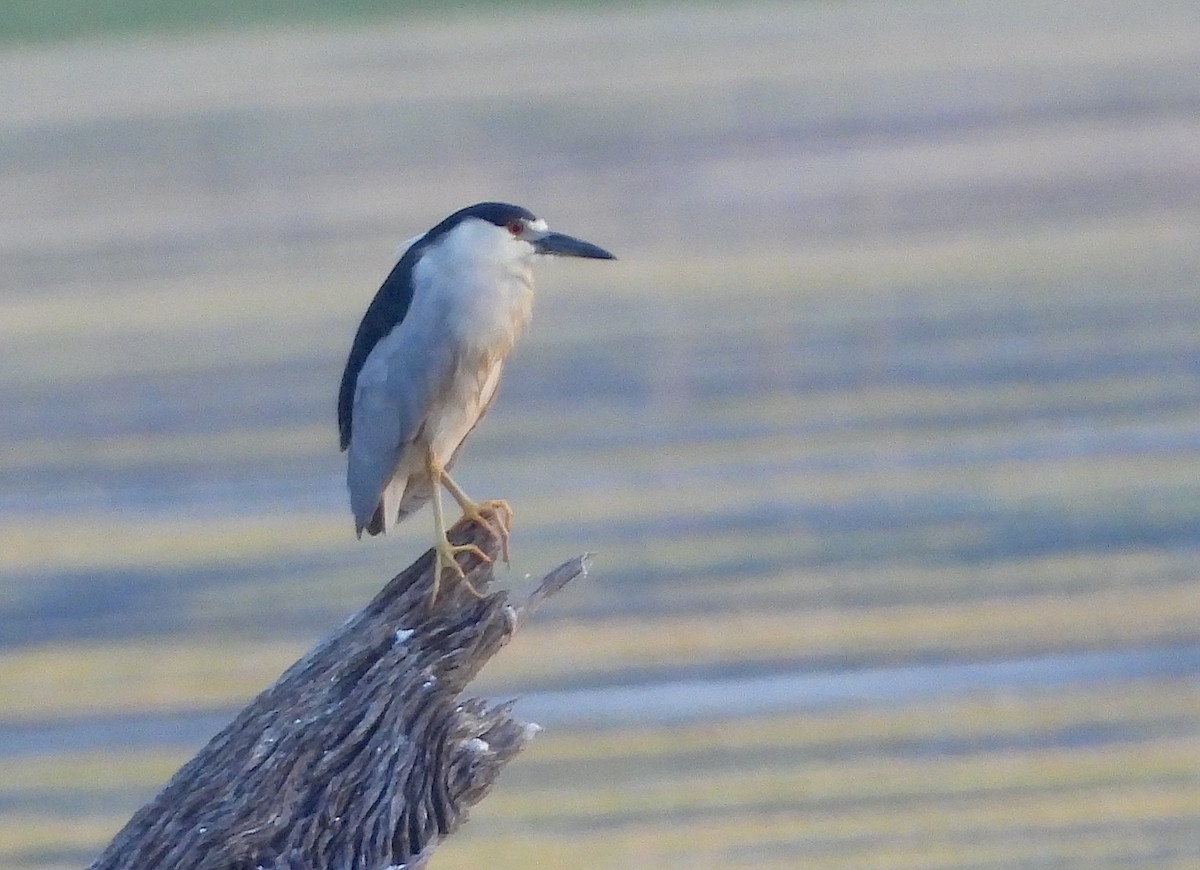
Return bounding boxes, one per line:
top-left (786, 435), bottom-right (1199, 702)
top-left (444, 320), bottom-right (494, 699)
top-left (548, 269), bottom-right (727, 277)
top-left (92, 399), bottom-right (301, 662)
top-left (428, 452), bottom-right (490, 603)
top-left (439, 471), bottom-right (513, 564)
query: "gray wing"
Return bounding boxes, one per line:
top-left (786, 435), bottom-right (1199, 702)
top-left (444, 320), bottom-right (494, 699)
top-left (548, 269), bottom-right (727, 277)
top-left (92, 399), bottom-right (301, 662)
top-left (346, 316), bottom-right (455, 535)
top-left (338, 235), bottom-right (424, 451)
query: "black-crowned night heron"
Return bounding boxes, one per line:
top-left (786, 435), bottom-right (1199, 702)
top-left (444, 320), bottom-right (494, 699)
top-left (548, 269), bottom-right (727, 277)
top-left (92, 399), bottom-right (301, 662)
top-left (338, 202), bottom-right (615, 600)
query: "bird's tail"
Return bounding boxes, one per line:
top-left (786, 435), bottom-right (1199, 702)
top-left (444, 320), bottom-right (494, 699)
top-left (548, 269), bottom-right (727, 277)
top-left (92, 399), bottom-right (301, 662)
top-left (358, 474), bottom-right (431, 537)
top-left (361, 505), bottom-right (386, 537)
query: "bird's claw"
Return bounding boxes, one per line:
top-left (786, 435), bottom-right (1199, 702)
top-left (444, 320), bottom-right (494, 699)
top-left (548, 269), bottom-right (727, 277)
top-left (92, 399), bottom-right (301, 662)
top-left (463, 498), bottom-right (513, 565)
top-left (431, 539), bottom-right (490, 603)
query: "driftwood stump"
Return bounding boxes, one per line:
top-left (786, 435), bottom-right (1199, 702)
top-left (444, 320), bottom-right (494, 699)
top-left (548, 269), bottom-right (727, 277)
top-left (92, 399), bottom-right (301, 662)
top-left (89, 518), bottom-right (588, 870)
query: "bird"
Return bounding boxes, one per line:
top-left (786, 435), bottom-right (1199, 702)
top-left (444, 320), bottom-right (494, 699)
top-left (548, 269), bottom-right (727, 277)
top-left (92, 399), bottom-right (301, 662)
top-left (338, 202), bottom-right (615, 601)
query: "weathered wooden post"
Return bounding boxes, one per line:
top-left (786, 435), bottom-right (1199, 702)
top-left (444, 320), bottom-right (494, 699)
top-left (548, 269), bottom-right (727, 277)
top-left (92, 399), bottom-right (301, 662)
top-left (89, 518), bottom-right (588, 870)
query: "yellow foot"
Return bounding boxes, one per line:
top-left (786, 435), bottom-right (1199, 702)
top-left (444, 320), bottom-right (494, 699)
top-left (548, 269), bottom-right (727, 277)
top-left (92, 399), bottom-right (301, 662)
top-left (461, 498), bottom-right (513, 564)
top-left (431, 536), bottom-right (490, 604)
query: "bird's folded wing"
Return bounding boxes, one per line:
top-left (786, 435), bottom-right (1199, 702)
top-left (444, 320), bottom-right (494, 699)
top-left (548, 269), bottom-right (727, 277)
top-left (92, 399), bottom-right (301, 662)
top-left (347, 324), bottom-right (455, 530)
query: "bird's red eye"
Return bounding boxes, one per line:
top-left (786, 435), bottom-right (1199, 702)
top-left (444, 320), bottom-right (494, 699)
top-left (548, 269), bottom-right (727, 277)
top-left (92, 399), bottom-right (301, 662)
top-left (506, 220), bottom-right (524, 236)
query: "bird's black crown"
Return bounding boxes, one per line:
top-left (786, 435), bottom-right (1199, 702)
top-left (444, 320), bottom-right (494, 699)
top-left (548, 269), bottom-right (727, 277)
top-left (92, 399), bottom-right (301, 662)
top-left (425, 202), bottom-right (537, 241)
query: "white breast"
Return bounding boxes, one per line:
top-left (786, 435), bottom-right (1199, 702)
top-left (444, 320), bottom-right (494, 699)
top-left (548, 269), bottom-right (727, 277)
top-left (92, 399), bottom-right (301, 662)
top-left (411, 219), bottom-right (536, 463)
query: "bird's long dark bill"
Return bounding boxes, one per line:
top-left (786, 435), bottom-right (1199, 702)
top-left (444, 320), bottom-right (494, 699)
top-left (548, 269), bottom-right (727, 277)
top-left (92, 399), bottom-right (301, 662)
top-left (534, 231), bottom-right (616, 260)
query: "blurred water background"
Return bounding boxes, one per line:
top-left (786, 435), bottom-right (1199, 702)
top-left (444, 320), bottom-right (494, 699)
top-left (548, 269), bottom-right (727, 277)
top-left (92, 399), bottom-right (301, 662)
top-left (1, 1), bottom-right (1199, 867)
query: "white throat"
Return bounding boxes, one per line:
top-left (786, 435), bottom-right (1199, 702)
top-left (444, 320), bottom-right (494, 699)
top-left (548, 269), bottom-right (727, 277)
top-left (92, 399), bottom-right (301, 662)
top-left (413, 219), bottom-right (536, 361)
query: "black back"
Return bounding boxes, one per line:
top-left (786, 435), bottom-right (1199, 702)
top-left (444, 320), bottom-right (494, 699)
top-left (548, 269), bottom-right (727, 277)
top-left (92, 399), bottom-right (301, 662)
top-left (337, 202), bottom-right (536, 450)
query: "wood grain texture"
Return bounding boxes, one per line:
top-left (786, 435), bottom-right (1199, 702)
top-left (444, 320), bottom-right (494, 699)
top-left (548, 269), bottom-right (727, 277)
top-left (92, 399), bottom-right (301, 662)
top-left (87, 521), bottom-right (587, 870)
